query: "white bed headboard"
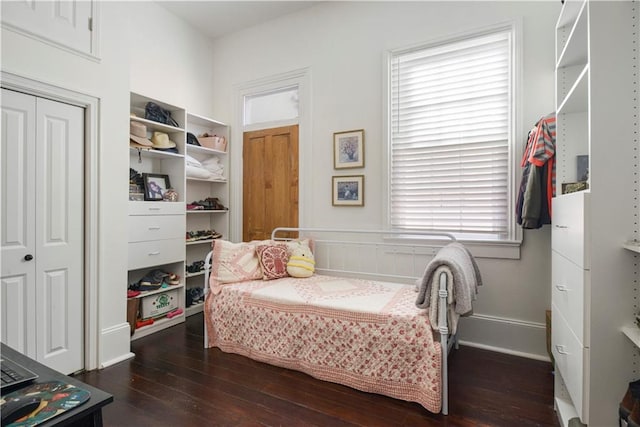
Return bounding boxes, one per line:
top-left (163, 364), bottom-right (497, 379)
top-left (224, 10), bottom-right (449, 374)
top-left (271, 227), bottom-right (456, 284)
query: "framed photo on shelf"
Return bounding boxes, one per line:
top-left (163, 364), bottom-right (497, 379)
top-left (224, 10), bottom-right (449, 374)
top-left (332, 175), bottom-right (364, 206)
top-left (143, 173), bottom-right (171, 201)
top-left (333, 129), bottom-right (364, 169)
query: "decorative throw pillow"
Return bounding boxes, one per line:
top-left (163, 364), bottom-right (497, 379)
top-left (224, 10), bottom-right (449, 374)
top-left (256, 244), bottom-right (290, 280)
top-left (286, 241), bottom-right (316, 278)
top-left (209, 240), bottom-right (263, 294)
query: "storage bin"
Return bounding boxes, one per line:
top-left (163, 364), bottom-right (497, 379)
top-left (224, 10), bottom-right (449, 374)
top-left (140, 288), bottom-right (179, 319)
top-left (198, 135), bottom-right (227, 152)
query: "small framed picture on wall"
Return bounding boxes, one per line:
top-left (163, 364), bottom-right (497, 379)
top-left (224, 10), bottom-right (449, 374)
top-left (332, 175), bottom-right (364, 206)
top-left (334, 129), bottom-right (364, 169)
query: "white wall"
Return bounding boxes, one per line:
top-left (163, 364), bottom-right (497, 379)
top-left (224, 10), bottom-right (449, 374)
top-left (127, 2), bottom-right (216, 117)
top-left (209, 1), bottom-right (561, 359)
top-left (1, 0), bottom-right (560, 363)
top-left (1, 2), bottom-right (131, 367)
top-left (1, 1), bottom-right (217, 369)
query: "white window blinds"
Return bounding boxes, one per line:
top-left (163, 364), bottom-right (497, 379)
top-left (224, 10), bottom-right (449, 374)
top-left (390, 28), bottom-right (513, 239)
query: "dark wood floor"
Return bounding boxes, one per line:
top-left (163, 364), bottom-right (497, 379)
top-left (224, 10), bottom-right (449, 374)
top-left (75, 313), bottom-right (559, 426)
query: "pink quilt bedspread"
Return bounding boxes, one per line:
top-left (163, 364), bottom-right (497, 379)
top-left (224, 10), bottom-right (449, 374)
top-left (204, 274), bottom-right (442, 413)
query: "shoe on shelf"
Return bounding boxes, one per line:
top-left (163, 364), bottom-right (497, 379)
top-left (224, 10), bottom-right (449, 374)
top-left (139, 269), bottom-right (168, 286)
top-left (187, 203), bottom-right (204, 210)
top-left (205, 197), bottom-right (225, 210)
top-left (163, 273), bottom-right (180, 286)
top-left (620, 379), bottom-right (640, 426)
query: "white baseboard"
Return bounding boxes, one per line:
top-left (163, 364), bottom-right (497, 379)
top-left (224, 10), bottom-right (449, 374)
top-left (99, 322), bottom-right (134, 369)
top-left (456, 313), bottom-right (550, 361)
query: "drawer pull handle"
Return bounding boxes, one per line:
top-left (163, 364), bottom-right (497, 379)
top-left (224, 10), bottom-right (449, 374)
top-left (148, 226), bottom-right (161, 230)
top-left (148, 251), bottom-right (160, 256)
top-left (555, 285), bottom-right (569, 292)
top-left (149, 207), bottom-right (161, 211)
top-left (555, 345), bottom-right (569, 355)
top-left (554, 225), bottom-right (569, 229)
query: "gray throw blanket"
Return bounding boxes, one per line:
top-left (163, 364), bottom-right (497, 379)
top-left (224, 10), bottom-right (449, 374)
top-left (415, 242), bottom-right (482, 318)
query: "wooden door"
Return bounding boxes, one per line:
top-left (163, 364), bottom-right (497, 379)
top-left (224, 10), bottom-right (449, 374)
top-left (243, 125), bottom-right (299, 241)
top-left (1, 89), bottom-right (84, 374)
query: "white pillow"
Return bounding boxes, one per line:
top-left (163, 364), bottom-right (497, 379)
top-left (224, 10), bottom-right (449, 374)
top-left (185, 153), bottom-right (202, 168)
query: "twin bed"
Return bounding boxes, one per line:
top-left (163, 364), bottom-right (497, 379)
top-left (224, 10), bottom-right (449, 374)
top-left (203, 228), bottom-right (481, 415)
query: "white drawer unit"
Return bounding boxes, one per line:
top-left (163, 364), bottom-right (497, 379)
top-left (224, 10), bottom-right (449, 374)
top-left (551, 191), bottom-right (590, 269)
top-left (551, 250), bottom-right (589, 346)
top-left (552, 303), bottom-right (587, 423)
top-left (552, 1), bottom-right (638, 426)
top-left (129, 201), bottom-right (185, 216)
top-left (128, 238), bottom-right (185, 270)
top-left (128, 215), bottom-right (185, 243)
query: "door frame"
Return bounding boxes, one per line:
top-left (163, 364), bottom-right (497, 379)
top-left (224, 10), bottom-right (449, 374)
top-left (1, 71), bottom-right (99, 371)
top-left (232, 68), bottom-right (311, 242)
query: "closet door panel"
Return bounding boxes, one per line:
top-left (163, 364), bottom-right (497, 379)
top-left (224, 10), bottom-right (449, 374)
top-left (0, 89), bottom-right (37, 358)
top-left (1, 0), bottom-right (94, 55)
top-left (35, 97), bottom-right (84, 374)
top-left (1, 275), bottom-right (34, 356)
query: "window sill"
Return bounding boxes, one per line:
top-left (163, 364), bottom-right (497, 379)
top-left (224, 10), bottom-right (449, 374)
top-left (383, 236), bottom-right (522, 260)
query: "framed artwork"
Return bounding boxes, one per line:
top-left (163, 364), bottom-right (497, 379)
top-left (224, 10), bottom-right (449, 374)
top-left (332, 175), bottom-right (364, 206)
top-left (333, 129), bottom-right (364, 169)
top-left (143, 173), bottom-right (171, 201)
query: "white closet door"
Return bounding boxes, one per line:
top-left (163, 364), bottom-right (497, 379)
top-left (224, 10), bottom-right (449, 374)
top-left (1, 89), bottom-right (84, 374)
top-left (35, 97), bottom-right (84, 374)
top-left (1, 89), bottom-right (37, 357)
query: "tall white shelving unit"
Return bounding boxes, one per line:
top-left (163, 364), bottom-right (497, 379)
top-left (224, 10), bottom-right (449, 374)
top-left (184, 113), bottom-right (230, 316)
top-left (552, 1), bottom-right (639, 425)
top-left (127, 93), bottom-right (231, 337)
top-left (128, 92), bottom-right (187, 339)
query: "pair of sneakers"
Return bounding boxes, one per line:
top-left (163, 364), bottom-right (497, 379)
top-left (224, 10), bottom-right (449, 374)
top-left (186, 287), bottom-right (205, 307)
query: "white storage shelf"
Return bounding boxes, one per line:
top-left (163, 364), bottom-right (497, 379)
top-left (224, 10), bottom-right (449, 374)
top-left (186, 302), bottom-right (204, 317)
top-left (187, 177), bottom-right (227, 183)
top-left (132, 314), bottom-right (185, 341)
top-left (552, 1), bottom-right (639, 426)
top-left (187, 144), bottom-right (227, 157)
top-left (622, 325), bottom-right (640, 349)
top-left (556, 0), bottom-right (588, 69)
top-left (130, 146), bottom-right (184, 160)
top-left (185, 271), bottom-right (205, 278)
top-left (186, 239), bottom-right (215, 246)
top-left (184, 111), bottom-right (229, 319)
top-left (623, 241), bottom-right (640, 254)
top-left (187, 210), bottom-right (228, 214)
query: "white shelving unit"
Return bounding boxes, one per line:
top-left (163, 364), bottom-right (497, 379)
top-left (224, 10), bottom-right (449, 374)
top-left (184, 112), bottom-right (230, 316)
top-left (128, 92), bottom-right (187, 340)
top-left (551, 1), bottom-right (639, 426)
top-left (127, 94), bottom-right (231, 329)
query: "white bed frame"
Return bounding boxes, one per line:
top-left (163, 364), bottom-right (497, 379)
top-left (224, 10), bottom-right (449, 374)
top-left (203, 227), bottom-right (459, 415)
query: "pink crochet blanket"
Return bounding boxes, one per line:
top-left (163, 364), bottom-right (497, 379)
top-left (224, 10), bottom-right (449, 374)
top-left (205, 275), bottom-right (442, 412)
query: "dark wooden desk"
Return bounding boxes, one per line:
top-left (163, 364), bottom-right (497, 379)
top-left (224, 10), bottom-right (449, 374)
top-left (1, 343), bottom-right (113, 427)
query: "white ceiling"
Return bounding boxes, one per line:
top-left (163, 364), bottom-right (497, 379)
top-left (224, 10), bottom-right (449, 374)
top-left (156, 1), bottom-right (321, 40)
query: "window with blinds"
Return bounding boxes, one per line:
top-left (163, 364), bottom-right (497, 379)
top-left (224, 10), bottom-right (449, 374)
top-left (389, 27), bottom-right (515, 241)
